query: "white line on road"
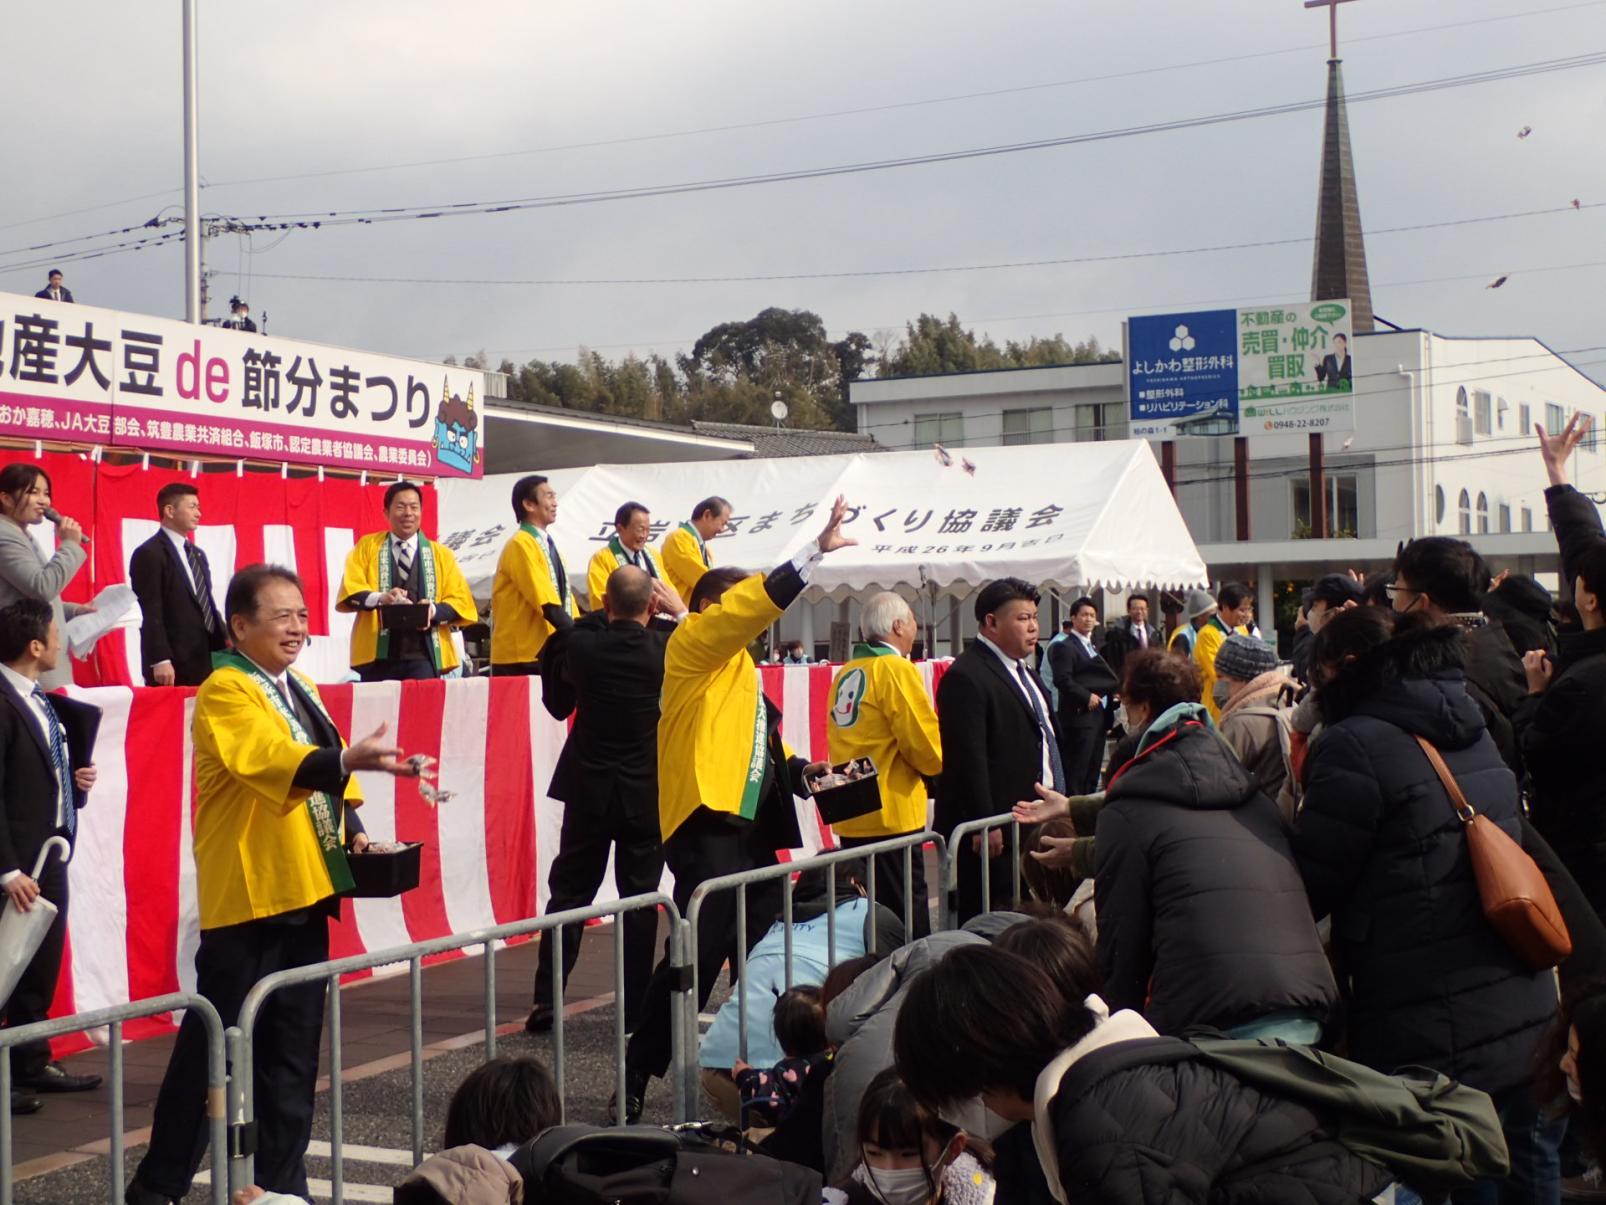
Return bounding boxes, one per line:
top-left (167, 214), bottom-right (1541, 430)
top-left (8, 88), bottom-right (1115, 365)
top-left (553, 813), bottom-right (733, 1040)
top-left (194, 1169), bottom-right (394, 1202)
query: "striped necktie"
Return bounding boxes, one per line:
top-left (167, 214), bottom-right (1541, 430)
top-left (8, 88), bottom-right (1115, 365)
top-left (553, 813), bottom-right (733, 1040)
top-left (185, 540), bottom-right (217, 635)
top-left (394, 538), bottom-right (414, 581)
top-left (32, 686), bottom-right (73, 836)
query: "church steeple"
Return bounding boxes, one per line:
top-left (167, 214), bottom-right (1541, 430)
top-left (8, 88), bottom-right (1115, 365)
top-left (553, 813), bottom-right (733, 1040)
top-left (1311, 57), bottom-right (1374, 332)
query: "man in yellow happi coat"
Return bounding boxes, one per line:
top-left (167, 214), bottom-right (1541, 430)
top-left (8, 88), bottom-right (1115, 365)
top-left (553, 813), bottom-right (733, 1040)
top-left (129, 565), bottom-right (419, 1205)
top-left (1194, 581), bottom-right (1256, 722)
top-left (615, 497), bottom-right (855, 1123)
top-left (828, 590), bottom-right (942, 936)
top-left (585, 501), bottom-right (668, 608)
top-left (338, 480), bottom-right (477, 681)
top-left (491, 474), bottom-right (576, 675)
top-left (658, 494), bottom-right (731, 605)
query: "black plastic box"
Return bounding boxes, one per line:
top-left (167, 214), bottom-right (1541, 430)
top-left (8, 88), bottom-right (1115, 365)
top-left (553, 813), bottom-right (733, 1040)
top-left (807, 758), bottom-right (882, 825)
top-left (379, 603), bottom-right (432, 631)
top-left (344, 842), bottom-right (424, 898)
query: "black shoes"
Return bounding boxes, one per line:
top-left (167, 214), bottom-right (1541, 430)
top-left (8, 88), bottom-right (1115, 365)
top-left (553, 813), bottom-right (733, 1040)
top-left (606, 1066), bottom-right (650, 1125)
top-left (18, 1061), bottom-right (102, 1093)
top-left (524, 1002), bottom-right (556, 1033)
top-left (123, 1179), bottom-right (176, 1205)
top-left (9, 1090), bottom-right (40, 1115)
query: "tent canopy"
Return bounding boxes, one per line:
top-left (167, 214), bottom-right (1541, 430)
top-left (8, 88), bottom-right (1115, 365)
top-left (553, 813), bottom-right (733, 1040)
top-left (435, 441), bottom-right (1207, 605)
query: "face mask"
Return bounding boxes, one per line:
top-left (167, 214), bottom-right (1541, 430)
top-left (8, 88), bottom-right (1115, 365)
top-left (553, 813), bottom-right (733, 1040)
top-left (852, 1161), bottom-right (931, 1205)
top-left (1212, 681), bottom-right (1234, 709)
top-left (938, 1095), bottom-right (1016, 1141)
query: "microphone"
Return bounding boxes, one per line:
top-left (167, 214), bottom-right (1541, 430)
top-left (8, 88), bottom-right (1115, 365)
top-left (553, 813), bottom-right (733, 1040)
top-left (42, 507), bottom-right (88, 546)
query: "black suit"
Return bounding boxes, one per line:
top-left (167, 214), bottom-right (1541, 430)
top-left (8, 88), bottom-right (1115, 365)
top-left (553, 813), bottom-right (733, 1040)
top-left (533, 610), bottom-right (668, 1027)
top-left (1049, 635), bottom-right (1119, 795)
top-left (1316, 352), bottom-right (1351, 389)
top-left (130, 531), bottom-right (226, 686)
top-left (0, 676), bottom-right (98, 1080)
top-left (936, 643), bottom-right (1059, 922)
top-left (1100, 618), bottom-right (1162, 681)
top-left (34, 287), bottom-right (73, 304)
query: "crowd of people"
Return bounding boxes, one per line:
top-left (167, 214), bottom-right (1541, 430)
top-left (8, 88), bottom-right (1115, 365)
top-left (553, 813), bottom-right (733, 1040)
top-left (6, 418), bottom-right (1606, 1203)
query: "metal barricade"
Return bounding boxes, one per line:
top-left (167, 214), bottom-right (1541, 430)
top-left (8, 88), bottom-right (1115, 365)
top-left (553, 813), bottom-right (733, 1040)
top-left (0, 992), bottom-right (228, 1205)
top-left (941, 813), bottom-right (1025, 931)
top-left (678, 831), bottom-right (944, 1116)
top-left (228, 892), bottom-right (683, 1201)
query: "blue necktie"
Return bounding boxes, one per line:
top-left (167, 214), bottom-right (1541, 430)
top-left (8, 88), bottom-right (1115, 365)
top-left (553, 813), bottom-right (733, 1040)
top-left (33, 687), bottom-right (73, 838)
top-left (1015, 662), bottom-right (1066, 792)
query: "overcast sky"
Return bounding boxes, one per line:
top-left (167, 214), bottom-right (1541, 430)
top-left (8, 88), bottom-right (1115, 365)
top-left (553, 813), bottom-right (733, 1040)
top-left (4, 0), bottom-right (1604, 382)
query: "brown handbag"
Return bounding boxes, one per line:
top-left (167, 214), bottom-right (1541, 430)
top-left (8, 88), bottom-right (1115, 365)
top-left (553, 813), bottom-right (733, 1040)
top-left (1415, 735), bottom-right (1571, 971)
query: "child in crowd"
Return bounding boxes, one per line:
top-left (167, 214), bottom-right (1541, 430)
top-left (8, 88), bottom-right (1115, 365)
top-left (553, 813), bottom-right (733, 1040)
top-left (828, 1066), bottom-right (995, 1205)
top-left (734, 985), bottom-right (830, 1127)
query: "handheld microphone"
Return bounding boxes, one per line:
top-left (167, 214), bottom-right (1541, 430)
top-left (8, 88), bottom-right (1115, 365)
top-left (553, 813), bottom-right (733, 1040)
top-left (42, 507), bottom-right (88, 546)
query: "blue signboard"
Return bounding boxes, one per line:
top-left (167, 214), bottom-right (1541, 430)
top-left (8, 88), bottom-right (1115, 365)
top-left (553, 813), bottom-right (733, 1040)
top-left (1127, 309), bottom-right (1240, 437)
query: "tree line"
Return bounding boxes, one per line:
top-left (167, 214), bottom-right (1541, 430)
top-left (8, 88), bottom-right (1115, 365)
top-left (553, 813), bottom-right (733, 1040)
top-left (452, 309), bottom-right (1115, 432)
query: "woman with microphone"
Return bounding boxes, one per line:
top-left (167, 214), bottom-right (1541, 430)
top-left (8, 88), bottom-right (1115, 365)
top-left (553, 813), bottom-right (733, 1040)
top-left (0, 463), bottom-right (87, 689)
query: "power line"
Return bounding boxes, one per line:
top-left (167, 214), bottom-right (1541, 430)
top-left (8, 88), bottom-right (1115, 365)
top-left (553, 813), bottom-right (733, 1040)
top-left (214, 53), bottom-right (1606, 232)
top-left (6, 0), bottom-right (1598, 236)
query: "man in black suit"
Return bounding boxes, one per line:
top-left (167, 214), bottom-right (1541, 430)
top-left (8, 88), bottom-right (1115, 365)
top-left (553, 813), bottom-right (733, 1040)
top-left (129, 483), bottom-right (227, 687)
top-left (34, 270), bottom-right (72, 304)
top-left (1100, 592), bottom-right (1162, 682)
top-left (1050, 597), bottom-right (1120, 795)
top-left (935, 577), bottom-right (1064, 922)
top-left (525, 566), bottom-right (676, 1034)
top-left (0, 599), bottom-right (102, 1112)
top-left (1316, 332), bottom-right (1352, 390)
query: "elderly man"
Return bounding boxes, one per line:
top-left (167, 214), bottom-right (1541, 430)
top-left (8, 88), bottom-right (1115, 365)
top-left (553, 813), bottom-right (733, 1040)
top-left (827, 591), bottom-right (943, 936)
top-left (490, 475), bottom-right (576, 675)
top-left (128, 565), bottom-right (417, 1205)
top-left (338, 481), bottom-right (477, 682)
top-left (659, 495), bottom-right (730, 605)
top-left (1168, 588), bottom-right (1217, 657)
top-left (585, 501), bottom-right (667, 608)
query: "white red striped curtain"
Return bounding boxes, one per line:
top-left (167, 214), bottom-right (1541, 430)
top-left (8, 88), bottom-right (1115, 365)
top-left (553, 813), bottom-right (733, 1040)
top-left (50, 662), bottom-right (951, 1049)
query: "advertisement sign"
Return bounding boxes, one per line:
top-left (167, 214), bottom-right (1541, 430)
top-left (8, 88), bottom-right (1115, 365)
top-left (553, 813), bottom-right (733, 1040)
top-left (1127, 299), bottom-right (1356, 438)
top-left (0, 290), bottom-right (485, 476)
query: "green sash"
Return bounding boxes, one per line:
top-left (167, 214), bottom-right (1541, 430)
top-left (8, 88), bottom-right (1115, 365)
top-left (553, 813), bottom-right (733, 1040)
top-left (212, 650), bottom-right (354, 895)
top-left (1208, 613), bottom-right (1232, 637)
top-left (375, 533), bottom-right (440, 668)
top-left (520, 522), bottom-right (569, 605)
top-left (851, 641), bottom-right (899, 660)
top-left (736, 678), bottom-right (769, 821)
top-left (679, 521), bottom-right (709, 568)
top-left (608, 534), bottom-right (660, 580)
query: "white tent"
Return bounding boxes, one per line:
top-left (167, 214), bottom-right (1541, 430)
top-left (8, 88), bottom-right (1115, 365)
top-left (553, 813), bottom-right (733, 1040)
top-left (435, 440), bottom-right (1207, 605)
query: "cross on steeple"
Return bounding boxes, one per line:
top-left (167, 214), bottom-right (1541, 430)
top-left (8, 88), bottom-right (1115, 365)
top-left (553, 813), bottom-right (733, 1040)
top-left (1305, 0), bottom-right (1359, 60)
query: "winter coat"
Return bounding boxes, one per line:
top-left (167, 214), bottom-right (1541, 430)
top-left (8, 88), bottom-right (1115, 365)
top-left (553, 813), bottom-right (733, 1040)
top-left (1034, 999), bottom-right (1390, 1205)
top-left (1217, 671), bottom-right (1299, 823)
top-left (393, 1145), bottom-right (523, 1205)
top-left (1515, 626), bottom-right (1606, 916)
top-left (1095, 709), bottom-right (1336, 1035)
top-left (1293, 624), bottom-right (1557, 1095)
top-left (1459, 619), bottom-right (1526, 775)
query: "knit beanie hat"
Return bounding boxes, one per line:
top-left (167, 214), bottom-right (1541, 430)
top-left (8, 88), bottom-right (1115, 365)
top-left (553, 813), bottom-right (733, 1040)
top-left (1213, 632), bottom-right (1278, 681)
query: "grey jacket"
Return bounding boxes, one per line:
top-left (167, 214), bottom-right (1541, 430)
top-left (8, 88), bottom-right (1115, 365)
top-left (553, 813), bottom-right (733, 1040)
top-left (0, 519), bottom-right (87, 690)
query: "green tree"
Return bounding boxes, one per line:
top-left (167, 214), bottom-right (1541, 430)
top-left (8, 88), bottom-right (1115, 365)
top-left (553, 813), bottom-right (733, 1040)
top-left (880, 314), bottom-right (1115, 377)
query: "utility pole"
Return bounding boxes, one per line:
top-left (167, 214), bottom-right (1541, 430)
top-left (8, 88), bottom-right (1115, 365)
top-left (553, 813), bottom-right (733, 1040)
top-left (182, 0), bottom-right (202, 323)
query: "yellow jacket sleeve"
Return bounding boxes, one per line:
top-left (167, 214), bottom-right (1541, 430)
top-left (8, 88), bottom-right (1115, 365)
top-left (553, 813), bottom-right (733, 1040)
top-left (661, 528), bottom-right (711, 601)
top-left (586, 547), bottom-right (616, 609)
top-left (432, 542), bottom-right (477, 627)
top-left (1195, 623), bottom-right (1226, 720)
top-left (196, 672), bottom-right (326, 816)
top-left (667, 573), bottom-right (781, 678)
top-left (887, 659), bottom-right (944, 777)
top-left (336, 533), bottom-right (382, 613)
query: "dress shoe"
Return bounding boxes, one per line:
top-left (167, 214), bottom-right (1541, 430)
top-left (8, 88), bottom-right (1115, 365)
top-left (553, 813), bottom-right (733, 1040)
top-left (606, 1066), bottom-right (649, 1125)
top-left (124, 1179), bottom-right (176, 1205)
top-left (524, 1003), bottom-right (555, 1034)
top-left (9, 1090), bottom-right (40, 1115)
top-left (17, 1061), bottom-right (102, 1093)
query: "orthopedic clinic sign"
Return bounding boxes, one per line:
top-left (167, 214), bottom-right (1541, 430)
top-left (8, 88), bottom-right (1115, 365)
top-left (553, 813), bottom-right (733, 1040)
top-left (1125, 299), bottom-right (1356, 438)
top-left (0, 290), bottom-right (485, 477)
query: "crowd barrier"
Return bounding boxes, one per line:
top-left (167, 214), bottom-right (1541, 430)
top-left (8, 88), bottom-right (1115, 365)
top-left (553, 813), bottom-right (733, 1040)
top-left (941, 813), bottom-right (1027, 931)
top-left (226, 893), bottom-right (683, 1202)
top-left (0, 992), bottom-right (228, 1205)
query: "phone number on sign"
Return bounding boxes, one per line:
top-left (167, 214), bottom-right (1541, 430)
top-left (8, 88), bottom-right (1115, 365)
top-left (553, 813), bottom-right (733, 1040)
top-left (1259, 416), bottom-right (1346, 432)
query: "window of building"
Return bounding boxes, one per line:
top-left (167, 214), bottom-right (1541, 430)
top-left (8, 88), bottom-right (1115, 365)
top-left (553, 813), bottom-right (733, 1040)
top-left (1455, 387), bottom-right (1473, 445)
top-left (1072, 402), bottom-right (1125, 442)
top-left (1522, 507), bottom-right (1533, 532)
top-left (1435, 484), bottom-right (1446, 526)
top-left (1585, 415), bottom-right (1601, 453)
top-left (1498, 503), bottom-right (1511, 533)
top-left (912, 412), bottom-right (964, 446)
top-left (1001, 407), bottom-right (1053, 446)
top-left (1458, 488), bottom-right (1471, 535)
top-left (1496, 397), bottom-right (1509, 431)
top-left (1473, 391), bottom-right (1493, 436)
top-left (1520, 403), bottom-right (1532, 435)
top-left (1476, 492), bottom-right (1489, 534)
top-left (1291, 474), bottom-right (1360, 537)
top-left (1546, 402), bottom-right (1566, 435)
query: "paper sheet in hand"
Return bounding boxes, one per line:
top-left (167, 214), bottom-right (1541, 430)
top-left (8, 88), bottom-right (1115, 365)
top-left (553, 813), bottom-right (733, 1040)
top-left (64, 584), bottom-right (140, 658)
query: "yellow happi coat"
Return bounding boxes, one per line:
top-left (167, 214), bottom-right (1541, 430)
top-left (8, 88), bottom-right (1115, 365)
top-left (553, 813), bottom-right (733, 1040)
top-left (1194, 616), bottom-right (1250, 722)
top-left (657, 572), bottom-right (783, 841)
top-left (490, 524), bottom-right (576, 665)
top-left (191, 663), bottom-right (362, 930)
top-left (586, 541), bottom-right (668, 609)
top-left (827, 643), bottom-right (943, 839)
top-left (660, 523), bottom-right (712, 606)
top-left (338, 531), bottom-right (477, 673)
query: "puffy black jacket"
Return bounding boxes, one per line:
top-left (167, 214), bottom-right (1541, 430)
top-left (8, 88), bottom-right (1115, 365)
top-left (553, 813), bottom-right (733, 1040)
top-left (1095, 718), bottom-right (1337, 1035)
top-left (1049, 1037), bottom-right (1391, 1205)
top-left (1293, 624), bottom-right (1557, 1095)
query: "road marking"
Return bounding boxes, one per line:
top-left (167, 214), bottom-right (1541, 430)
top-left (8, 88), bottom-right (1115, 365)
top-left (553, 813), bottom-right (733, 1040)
top-left (195, 1169), bottom-right (393, 1202)
top-left (306, 1139), bottom-right (419, 1166)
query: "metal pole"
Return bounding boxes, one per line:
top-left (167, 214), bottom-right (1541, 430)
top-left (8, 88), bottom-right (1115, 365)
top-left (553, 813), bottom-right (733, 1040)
top-left (329, 977), bottom-right (344, 1205)
top-left (109, 1021), bottom-right (125, 1205)
top-left (181, 0), bottom-right (202, 322)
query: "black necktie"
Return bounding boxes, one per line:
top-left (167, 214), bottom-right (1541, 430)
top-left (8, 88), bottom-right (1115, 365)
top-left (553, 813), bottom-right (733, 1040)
top-left (546, 534), bottom-right (568, 602)
top-left (185, 541), bottom-right (217, 635)
top-left (1015, 661), bottom-right (1066, 792)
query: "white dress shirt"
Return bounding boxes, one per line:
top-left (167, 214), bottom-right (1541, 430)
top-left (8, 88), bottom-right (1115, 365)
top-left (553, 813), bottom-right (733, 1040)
top-left (976, 633), bottom-right (1055, 787)
top-left (0, 662), bottom-right (68, 884)
top-left (162, 525), bottom-right (200, 595)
